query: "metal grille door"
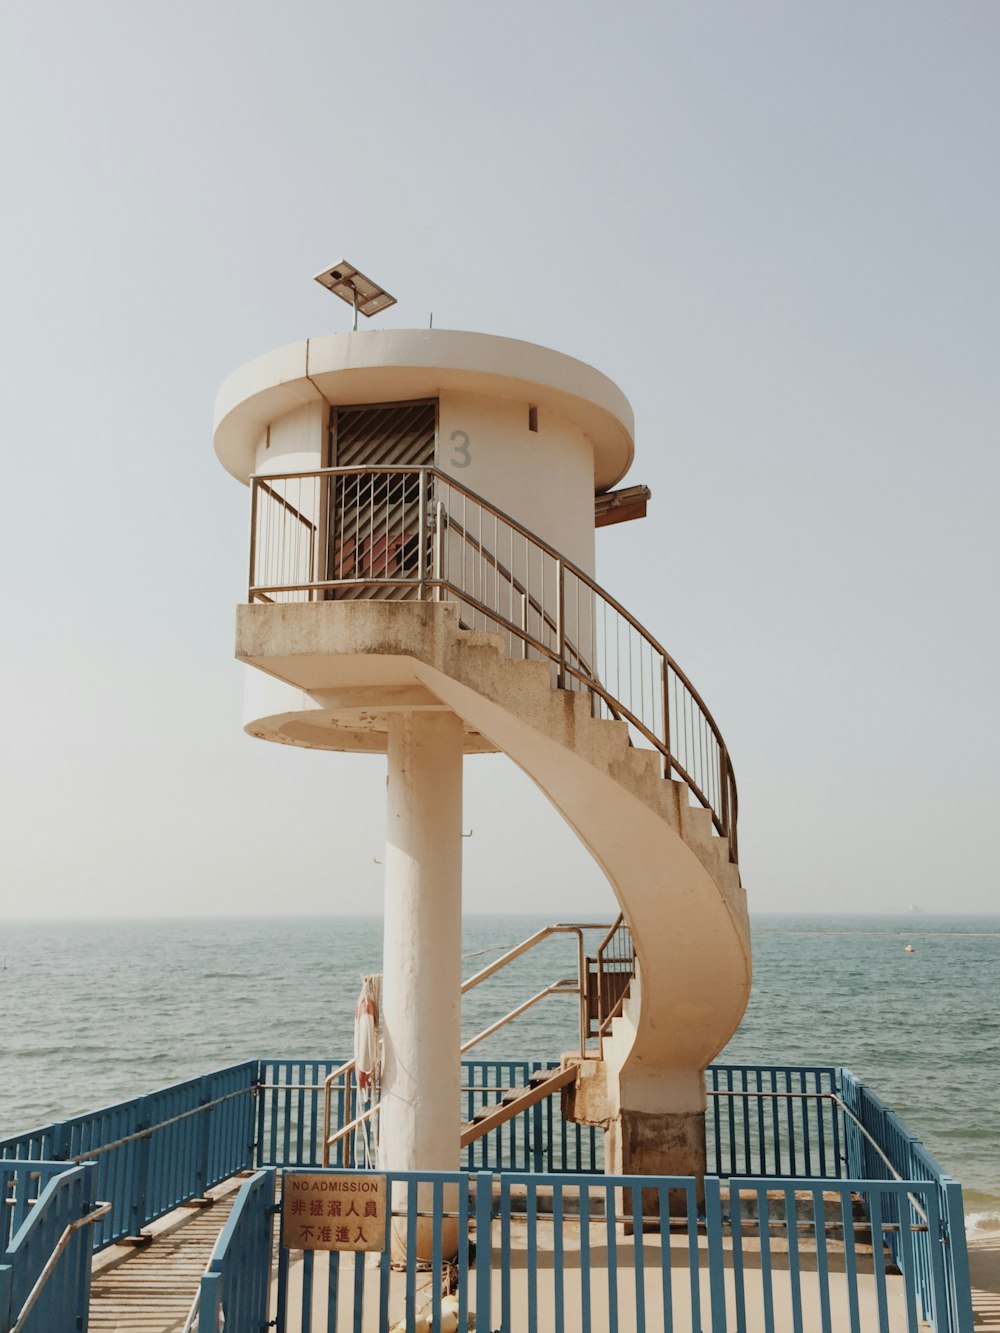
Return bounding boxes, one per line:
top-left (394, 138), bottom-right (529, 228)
top-left (328, 402), bottom-right (436, 599)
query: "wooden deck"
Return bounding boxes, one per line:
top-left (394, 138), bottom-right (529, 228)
top-left (88, 1182), bottom-right (242, 1333)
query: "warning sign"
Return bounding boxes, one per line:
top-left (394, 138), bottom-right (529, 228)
top-left (282, 1174), bottom-right (388, 1252)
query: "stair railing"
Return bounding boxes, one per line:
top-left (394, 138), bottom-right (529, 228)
top-left (593, 914), bottom-right (636, 1057)
top-left (460, 980), bottom-right (580, 1055)
top-left (318, 925), bottom-right (612, 1163)
top-left (322, 1061), bottom-right (365, 1167)
top-left (461, 922), bottom-right (614, 1058)
top-left (247, 465), bottom-right (738, 860)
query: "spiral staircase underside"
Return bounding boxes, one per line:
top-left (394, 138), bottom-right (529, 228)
top-left (237, 598), bottom-right (751, 1172)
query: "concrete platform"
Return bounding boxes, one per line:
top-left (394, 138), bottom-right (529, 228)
top-left (87, 1172), bottom-right (997, 1332)
top-left (278, 1215), bottom-right (922, 1332)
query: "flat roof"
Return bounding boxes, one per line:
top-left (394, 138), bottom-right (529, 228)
top-left (214, 329), bottom-right (636, 491)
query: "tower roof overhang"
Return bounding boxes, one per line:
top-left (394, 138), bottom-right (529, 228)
top-left (214, 329), bottom-right (635, 491)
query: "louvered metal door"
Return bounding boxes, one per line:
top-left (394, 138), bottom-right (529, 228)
top-left (327, 401), bottom-right (436, 599)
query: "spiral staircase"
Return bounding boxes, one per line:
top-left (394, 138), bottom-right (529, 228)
top-left (236, 464), bottom-right (751, 1177)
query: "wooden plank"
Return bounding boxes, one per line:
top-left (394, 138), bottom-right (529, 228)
top-left (89, 1192), bottom-right (239, 1333)
top-left (459, 1066), bottom-right (577, 1148)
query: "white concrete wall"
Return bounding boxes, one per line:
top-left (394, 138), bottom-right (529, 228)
top-left (253, 399), bottom-right (327, 477)
top-left (437, 389), bottom-right (596, 575)
top-left (249, 401), bottom-right (328, 592)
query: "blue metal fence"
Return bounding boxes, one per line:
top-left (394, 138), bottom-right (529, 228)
top-left (198, 1168), bottom-right (275, 1333)
top-left (706, 1064), bottom-right (841, 1179)
top-left (0, 1163), bottom-right (74, 1252)
top-left (725, 1175), bottom-right (955, 1333)
top-left (275, 1168), bottom-right (481, 1333)
top-left (0, 1059), bottom-right (974, 1331)
top-left (497, 1169), bottom-right (715, 1333)
top-left (0, 1162), bottom-right (97, 1333)
top-left (255, 1057), bottom-right (601, 1173)
top-left (256, 1059), bottom-right (337, 1169)
top-left (275, 1166), bottom-right (968, 1333)
top-left (0, 1062), bottom-right (257, 1249)
top-left (840, 1068), bottom-right (974, 1333)
top-left (461, 1059), bottom-right (602, 1174)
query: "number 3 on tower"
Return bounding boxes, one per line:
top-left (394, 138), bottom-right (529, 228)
top-left (450, 430), bottom-right (471, 468)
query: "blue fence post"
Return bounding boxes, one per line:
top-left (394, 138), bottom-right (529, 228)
top-left (132, 1096), bottom-right (151, 1237)
top-left (196, 1076), bottom-right (213, 1197)
top-left (200, 1271), bottom-right (222, 1331)
top-left (78, 1162), bottom-right (98, 1324)
top-left (475, 1171), bottom-right (492, 1333)
top-left (703, 1175), bottom-right (728, 1333)
top-left (254, 1060), bottom-right (266, 1168)
top-left (0, 1264), bottom-right (12, 1333)
top-left (531, 1098), bottom-right (544, 1173)
top-left (944, 1182), bottom-right (974, 1333)
top-left (48, 1121), bottom-right (70, 1161)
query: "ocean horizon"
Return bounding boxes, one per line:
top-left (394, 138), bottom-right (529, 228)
top-left (2, 910), bottom-right (997, 1236)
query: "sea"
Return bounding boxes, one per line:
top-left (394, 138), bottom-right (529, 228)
top-left (1, 912), bottom-right (997, 1237)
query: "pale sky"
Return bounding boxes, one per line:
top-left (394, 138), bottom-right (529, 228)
top-left (1, 1), bottom-right (998, 919)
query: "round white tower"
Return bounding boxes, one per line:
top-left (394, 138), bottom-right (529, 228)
top-left (215, 318), bottom-right (749, 1217)
top-left (214, 328), bottom-right (636, 1179)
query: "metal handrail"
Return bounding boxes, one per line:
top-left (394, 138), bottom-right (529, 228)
top-left (707, 1086), bottom-right (931, 1224)
top-left (313, 924), bottom-right (617, 1162)
top-left (247, 465), bottom-right (738, 859)
top-left (61, 1084), bottom-right (254, 1163)
top-left (311, 926), bottom-right (620, 1165)
top-left (321, 1059), bottom-right (357, 1168)
top-left (461, 922), bottom-right (613, 1057)
top-left (445, 513), bottom-right (600, 687)
top-left (594, 913), bottom-right (636, 1053)
top-left (324, 1101), bottom-right (382, 1168)
top-left (460, 981), bottom-right (579, 1054)
top-left (8, 1200), bottom-right (112, 1333)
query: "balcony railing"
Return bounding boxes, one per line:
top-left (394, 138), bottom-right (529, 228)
top-left (247, 466), bottom-right (738, 860)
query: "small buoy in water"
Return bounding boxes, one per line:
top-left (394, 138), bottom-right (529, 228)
top-left (904, 944), bottom-right (916, 953)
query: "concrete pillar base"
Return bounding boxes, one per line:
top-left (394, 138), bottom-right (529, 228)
top-left (606, 1107), bottom-right (707, 1218)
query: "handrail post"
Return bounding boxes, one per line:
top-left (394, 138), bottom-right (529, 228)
top-left (433, 500), bottom-right (445, 601)
top-left (322, 1061), bottom-right (356, 1168)
top-left (555, 560), bottom-right (566, 688)
top-left (661, 655), bottom-right (671, 779)
top-left (247, 478), bottom-right (258, 603)
top-left (315, 468), bottom-right (330, 599)
top-left (720, 743), bottom-right (730, 841)
top-left (322, 1081), bottom-right (331, 1169)
top-left (576, 928), bottom-right (587, 1058)
top-left (417, 468), bottom-right (428, 601)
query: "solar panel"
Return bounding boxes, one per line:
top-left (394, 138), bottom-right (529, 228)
top-left (313, 261), bottom-right (397, 320)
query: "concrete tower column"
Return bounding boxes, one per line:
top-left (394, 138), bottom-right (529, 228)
top-left (379, 708), bottom-right (464, 1174)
